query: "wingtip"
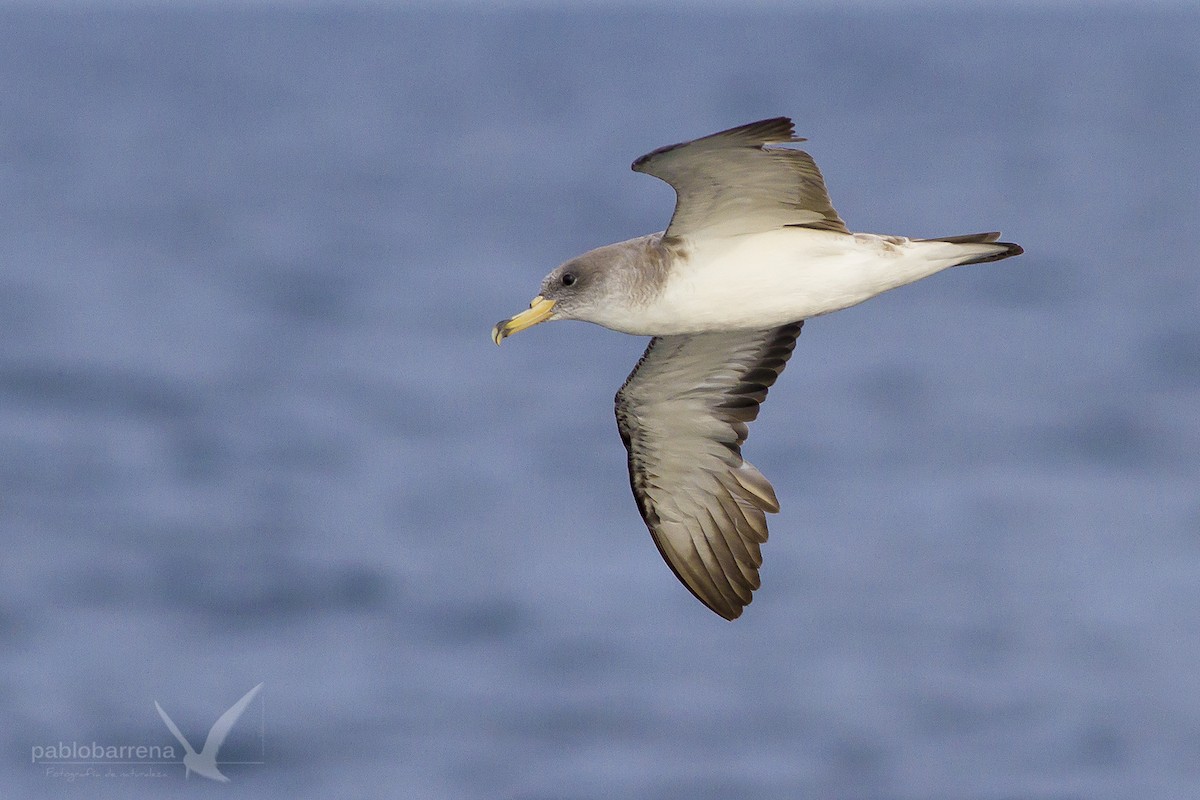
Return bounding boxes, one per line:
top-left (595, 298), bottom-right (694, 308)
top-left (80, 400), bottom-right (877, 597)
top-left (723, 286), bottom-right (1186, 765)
top-left (722, 116), bottom-right (802, 145)
top-left (717, 602), bottom-right (746, 621)
top-left (631, 115), bottom-right (805, 173)
top-left (696, 589), bottom-right (748, 621)
top-left (763, 115), bottom-right (800, 140)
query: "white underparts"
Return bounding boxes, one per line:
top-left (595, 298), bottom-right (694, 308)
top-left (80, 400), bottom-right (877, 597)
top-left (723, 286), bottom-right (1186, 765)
top-left (591, 228), bottom-right (1001, 335)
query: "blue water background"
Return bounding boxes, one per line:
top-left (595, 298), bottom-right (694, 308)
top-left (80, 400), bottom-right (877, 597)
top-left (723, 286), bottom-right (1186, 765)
top-left (2, 5), bottom-right (1198, 798)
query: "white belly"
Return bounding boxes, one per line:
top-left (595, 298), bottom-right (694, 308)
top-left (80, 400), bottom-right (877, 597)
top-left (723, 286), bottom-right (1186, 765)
top-left (627, 228), bottom-right (969, 335)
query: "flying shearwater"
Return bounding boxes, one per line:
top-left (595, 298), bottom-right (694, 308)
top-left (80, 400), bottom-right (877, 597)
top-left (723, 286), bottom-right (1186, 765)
top-left (492, 117), bottom-right (1022, 620)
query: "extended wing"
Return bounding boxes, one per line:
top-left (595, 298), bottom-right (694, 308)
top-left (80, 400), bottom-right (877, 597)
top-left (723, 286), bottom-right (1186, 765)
top-left (632, 117), bottom-right (847, 240)
top-left (615, 323), bottom-right (802, 619)
top-left (200, 683), bottom-right (263, 759)
top-left (154, 701), bottom-right (197, 757)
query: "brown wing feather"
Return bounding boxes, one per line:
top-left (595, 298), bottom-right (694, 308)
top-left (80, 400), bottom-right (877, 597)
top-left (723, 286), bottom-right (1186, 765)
top-left (615, 323), bottom-right (803, 620)
top-left (632, 117), bottom-right (847, 239)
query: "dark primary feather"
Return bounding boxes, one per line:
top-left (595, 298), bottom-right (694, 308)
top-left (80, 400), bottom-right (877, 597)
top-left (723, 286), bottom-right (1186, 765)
top-left (614, 322), bottom-right (803, 620)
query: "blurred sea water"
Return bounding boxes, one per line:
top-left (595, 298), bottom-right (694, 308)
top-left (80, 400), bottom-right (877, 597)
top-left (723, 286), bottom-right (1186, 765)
top-left (1, 4), bottom-right (1198, 798)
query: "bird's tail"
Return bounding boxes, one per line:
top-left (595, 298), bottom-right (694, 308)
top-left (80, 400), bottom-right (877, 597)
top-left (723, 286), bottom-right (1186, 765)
top-left (917, 231), bottom-right (1024, 267)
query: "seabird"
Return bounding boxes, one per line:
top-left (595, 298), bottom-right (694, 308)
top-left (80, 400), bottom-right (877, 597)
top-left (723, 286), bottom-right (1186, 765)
top-left (492, 117), bottom-right (1022, 620)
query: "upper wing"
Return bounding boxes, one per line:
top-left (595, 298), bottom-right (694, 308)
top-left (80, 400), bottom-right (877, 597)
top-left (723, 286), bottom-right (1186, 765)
top-left (614, 323), bottom-right (803, 620)
top-left (632, 117), bottom-right (847, 240)
top-left (200, 683), bottom-right (263, 758)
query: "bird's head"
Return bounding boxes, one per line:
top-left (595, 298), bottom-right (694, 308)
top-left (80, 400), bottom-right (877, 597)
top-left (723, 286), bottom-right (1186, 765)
top-left (491, 255), bottom-right (607, 344)
top-left (491, 239), bottom-right (663, 343)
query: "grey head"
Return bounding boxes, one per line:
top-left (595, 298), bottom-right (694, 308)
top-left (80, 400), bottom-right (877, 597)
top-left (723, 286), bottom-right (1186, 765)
top-left (492, 235), bottom-right (670, 344)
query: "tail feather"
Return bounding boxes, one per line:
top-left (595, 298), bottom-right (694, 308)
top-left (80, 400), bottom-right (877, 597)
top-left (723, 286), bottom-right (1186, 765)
top-left (918, 231), bottom-right (1024, 267)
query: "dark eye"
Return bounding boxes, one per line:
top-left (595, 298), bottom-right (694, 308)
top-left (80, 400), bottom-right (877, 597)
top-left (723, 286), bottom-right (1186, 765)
top-left (561, 273), bottom-right (576, 287)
